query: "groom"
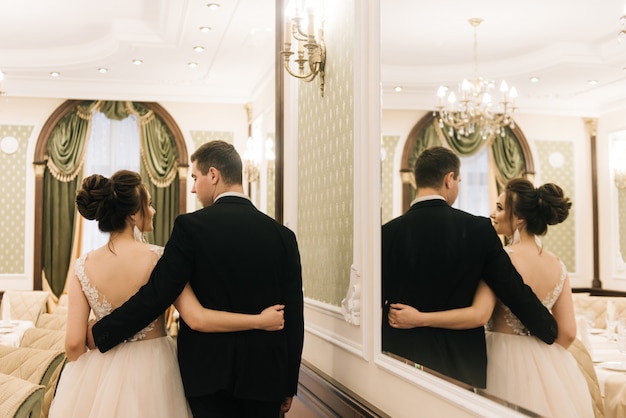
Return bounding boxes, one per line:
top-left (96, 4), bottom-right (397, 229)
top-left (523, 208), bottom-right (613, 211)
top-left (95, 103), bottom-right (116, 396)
top-left (381, 146), bottom-right (557, 388)
top-left (90, 140), bottom-right (304, 417)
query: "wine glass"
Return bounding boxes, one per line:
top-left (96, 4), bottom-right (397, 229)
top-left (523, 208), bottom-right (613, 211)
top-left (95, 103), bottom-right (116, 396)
top-left (606, 300), bottom-right (618, 341)
top-left (617, 319), bottom-right (626, 354)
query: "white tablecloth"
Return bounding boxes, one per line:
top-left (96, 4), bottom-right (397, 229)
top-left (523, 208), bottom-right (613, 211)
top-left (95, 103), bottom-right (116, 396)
top-left (0, 320), bottom-right (34, 347)
top-left (588, 333), bottom-right (626, 395)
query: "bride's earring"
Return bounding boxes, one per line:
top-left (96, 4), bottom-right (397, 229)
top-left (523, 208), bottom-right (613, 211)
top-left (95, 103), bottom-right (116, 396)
top-left (133, 225), bottom-right (146, 243)
top-left (512, 227), bottom-right (521, 245)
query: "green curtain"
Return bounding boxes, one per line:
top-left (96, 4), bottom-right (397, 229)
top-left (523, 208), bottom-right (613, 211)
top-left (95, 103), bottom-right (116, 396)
top-left (97, 101), bottom-right (179, 245)
top-left (141, 166), bottom-right (179, 246)
top-left (42, 100), bottom-right (180, 295)
top-left (133, 102), bottom-right (179, 246)
top-left (491, 127), bottom-right (525, 187)
top-left (43, 105), bottom-right (94, 296)
top-left (438, 124), bottom-right (485, 156)
top-left (99, 101), bottom-right (132, 121)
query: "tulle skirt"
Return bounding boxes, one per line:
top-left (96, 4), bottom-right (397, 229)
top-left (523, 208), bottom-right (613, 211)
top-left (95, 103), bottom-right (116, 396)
top-left (485, 331), bottom-right (593, 418)
top-left (49, 336), bottom-right (192, 418)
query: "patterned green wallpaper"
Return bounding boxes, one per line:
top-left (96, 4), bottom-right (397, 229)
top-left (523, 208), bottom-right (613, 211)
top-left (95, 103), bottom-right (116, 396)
top-left (0, 125), bottom-right (33, 274)
top-left (190, 130), bottom-right (234, 148)
top-left (382, 135), bottom-right (400, 224)
top-left (535, 141), bottom-right (576, 272)
top-left (298, 0), bottom-right (354, 306)
top-left (189, 131), bottom-right (234, 210)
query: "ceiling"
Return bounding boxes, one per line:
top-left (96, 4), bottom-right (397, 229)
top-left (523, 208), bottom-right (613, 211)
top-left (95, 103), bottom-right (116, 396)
top-left (0, 0), bottom-right (276, 104)
top-left (1, 0), bottom-right (626, 116)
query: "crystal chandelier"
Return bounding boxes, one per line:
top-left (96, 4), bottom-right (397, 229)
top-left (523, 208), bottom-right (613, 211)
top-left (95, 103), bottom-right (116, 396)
top-left (435, 18), bottom-right (518, 139)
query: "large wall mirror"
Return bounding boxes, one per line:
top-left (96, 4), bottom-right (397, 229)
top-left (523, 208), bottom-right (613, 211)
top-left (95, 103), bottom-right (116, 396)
top-left (378, 2), bottom-right (589, 414)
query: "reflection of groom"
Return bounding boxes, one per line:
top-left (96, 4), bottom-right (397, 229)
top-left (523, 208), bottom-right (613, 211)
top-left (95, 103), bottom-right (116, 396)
top-left (90, 140), bottom-right (304, 417)
top-left (381, 146), bottom-right (557, 388)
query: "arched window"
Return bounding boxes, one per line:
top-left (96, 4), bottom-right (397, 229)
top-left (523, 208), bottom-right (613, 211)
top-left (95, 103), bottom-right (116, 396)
top-left (32, 100), bottom-right (189, 296)
top-left (399, 113), bottom-right (535, 215)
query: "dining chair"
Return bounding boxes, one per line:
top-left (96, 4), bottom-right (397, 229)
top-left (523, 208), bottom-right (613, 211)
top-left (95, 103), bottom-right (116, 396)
top-left (2, 291), bottom-right (50, 324)
top-left (35, 313), bottom-right (67, 331)
top-left (20, 328), bottom-right (65, 351)
top-left (573, 293), bottom-right (626, 330)
top-left (0, 345), bottom-right (67, 418)
top-left (0, 373), bottom-right (45, 418)
top-left (568, 338), bottom-right (604, 418)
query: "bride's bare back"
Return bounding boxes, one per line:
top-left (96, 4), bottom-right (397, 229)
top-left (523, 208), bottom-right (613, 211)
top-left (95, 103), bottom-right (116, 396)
top-left (489, 243), bottom-right (567, 335)
top-left (81, 239), bottom-right (166, 340)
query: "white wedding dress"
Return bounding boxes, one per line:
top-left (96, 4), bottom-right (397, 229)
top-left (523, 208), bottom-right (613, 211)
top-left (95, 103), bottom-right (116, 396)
top-left (49, 246), bottom-right (192, 418)
top-left (484, 252), bottom-right (593, 418)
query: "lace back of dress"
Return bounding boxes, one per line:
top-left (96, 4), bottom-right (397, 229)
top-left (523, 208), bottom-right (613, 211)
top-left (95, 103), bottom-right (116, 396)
top-left (489, 245), bottom-right (568, 337)
top-left (75, 255), bottom-right (113, 321)
top-left (74, 253), bottom-right (156, 341)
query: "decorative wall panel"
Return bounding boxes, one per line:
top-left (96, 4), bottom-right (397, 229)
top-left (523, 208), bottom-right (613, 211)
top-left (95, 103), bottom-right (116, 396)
top-left (535, 140), bottom-right (576, 272)
top-left (298, 0), bottom-right (354, 306)
top-left (0, 125), bottom-right (33, 274)
top-left (381, 135), bottom-right (400, 224)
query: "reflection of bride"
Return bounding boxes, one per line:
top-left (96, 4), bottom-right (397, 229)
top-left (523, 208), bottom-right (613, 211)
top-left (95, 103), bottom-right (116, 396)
top-left (388, 179), bottom-right (593, 418)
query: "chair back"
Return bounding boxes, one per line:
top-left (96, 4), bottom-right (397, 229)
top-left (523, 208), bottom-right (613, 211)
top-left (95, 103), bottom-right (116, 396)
top-left (35, 313), bottom-right (67, 331)
top-left (573, 293), bottom-right (626, 329)
top-left (0, 345), bottom-right (65, 387)
top-left (0, 373), bottom-right (45, 418)
top-left (20, 328), bottom-right (65, 351)
top-left (2, 291), bottom-right (50, 324)
top-left (568, 338), bottom-right (604, 418)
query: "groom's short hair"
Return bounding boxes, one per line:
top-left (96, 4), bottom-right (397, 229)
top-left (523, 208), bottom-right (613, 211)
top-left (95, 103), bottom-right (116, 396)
top-left (190, 140), bottom-right (243, 185)
top-left (414, 146), bottom-right (460, 189)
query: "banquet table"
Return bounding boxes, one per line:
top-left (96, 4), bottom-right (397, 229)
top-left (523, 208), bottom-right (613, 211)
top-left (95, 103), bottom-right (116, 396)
top-left (0, 320), bottom-right (34, 347)
top-left (588, 331), bottom-right (626, 418)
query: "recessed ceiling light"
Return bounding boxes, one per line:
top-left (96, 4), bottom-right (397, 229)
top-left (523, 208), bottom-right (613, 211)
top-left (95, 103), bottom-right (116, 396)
top-left (50, 72), bottom-right (60, 77)
top-left (206, 3), bottom-right (220, 10)
top-left (394, 86), bottom-right (402, 92)
top-left (529, 76), bottom-right (540, 83)
top-left (98, 68), bottom-right (108, 74)
top-left (188, 62), bottom-right (198, 68)
top-left (132, 59), bottom-right (143, 66)
top-left (199, 26), bottom-right (212, 33)
top-left (588, 79), bottom-right (598, 85)
top-left (193, 46), bottom-right (205, 53)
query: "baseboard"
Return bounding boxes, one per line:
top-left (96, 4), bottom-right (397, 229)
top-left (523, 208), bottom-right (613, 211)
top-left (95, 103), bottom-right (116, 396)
top-left (287, 361), bottom-right (391, 418)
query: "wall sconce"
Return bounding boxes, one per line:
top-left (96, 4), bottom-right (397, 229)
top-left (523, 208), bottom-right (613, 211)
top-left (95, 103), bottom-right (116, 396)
top-left (281, 2), bottom-right (326, 97)
top-left (244, 136), bottom-right (261, 183)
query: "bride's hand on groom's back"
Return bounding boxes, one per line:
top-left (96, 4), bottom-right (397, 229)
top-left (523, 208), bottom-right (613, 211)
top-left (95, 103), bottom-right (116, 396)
top-left (256, 304), bottom-right (285, 331)
top-left (86, 319), bottom-right (97, 350)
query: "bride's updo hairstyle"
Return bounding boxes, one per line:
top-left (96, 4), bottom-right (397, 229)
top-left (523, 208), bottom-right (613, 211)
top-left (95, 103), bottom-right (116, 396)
top-left (504, 178), bottom-right (572, 236)
top-left (75, 170), bottom-right (149, 233)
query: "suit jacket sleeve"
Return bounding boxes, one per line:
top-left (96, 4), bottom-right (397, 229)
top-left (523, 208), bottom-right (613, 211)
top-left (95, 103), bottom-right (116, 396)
top-left (281, 228), bottom-right (305, 397)
top-left (480, 222), bottom-right (558, 344)
top-left (92, 216), bottom-right (193, 352)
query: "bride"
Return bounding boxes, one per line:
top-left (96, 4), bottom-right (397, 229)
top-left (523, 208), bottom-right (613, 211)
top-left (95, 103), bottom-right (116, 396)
top-left (49, 170), bottom-right (285, 418)
top-left (388, 178), bottom-right (593, 418)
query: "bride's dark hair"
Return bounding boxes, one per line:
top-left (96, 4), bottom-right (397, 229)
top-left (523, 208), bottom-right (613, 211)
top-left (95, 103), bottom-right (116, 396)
top-left (504, 178), bottom-right (572, 236)
top-left (75, 170), bottom-right (148, 233)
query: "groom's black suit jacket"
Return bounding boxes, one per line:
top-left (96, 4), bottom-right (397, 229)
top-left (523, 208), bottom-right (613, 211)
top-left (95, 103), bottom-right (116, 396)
top-left (93, 196), bottom-right (304, 402)
top-left (381, 199), bottom-right (557, 388)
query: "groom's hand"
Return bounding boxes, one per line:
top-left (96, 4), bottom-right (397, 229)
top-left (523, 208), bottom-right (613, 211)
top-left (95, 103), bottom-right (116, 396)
top-left (280, 396), bottom-right (293, 414)
top-left (86, 319), bottom-right (97, 350)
